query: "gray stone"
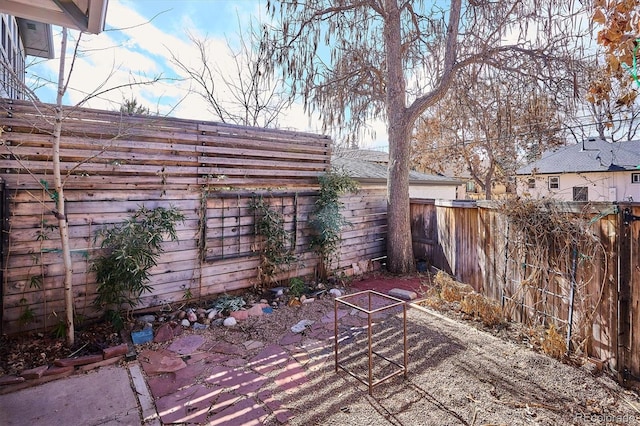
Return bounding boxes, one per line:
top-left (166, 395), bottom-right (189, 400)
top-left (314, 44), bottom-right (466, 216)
top-left (137, 314), bottom-right (156, 324)
top-left (270, 286), bottom-right (286, 296)
top-left (388, 288), bottom-right (417, 300)
top-left (180, 319), bottom-right (191, 327)
top-left (187, 310), bottom-right (198, 322)
top-left (223, 316), bottom-right (237, 327)
top-left (291, 319), bottom-right (314, 333)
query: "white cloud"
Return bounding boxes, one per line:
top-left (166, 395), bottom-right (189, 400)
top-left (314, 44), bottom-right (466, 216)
top-left (25, 0), bottom-right (389, 148)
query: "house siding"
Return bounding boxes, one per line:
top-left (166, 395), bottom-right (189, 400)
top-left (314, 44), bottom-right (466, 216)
top-left (517, 171), bottom-right (640, 202)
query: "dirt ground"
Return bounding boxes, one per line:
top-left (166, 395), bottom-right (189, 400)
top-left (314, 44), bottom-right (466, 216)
top-left (182, 290), bottom-right (640, 425)
top-left (3, 273), bottom-right (640, 425)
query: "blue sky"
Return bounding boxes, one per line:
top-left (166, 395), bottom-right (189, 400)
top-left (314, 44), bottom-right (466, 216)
top-left (27, 0), bottom-right (387, 148)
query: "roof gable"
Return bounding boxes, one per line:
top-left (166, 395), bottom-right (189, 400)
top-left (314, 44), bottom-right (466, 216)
top-left (332, 151), bottom-right (462, 185)
top-left (517, 139), bottom-right (640, 175)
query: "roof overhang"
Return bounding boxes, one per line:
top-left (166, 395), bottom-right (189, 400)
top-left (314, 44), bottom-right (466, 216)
top-left (16, 18), bottom-right (55, 58)
top-left (0, 0), bottom-right (108, 34)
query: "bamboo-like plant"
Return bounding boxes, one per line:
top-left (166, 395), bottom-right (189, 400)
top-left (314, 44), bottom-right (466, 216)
top-left (92, 206), bottom-right (184, 330)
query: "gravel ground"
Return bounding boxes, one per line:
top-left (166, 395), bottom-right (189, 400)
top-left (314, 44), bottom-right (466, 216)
top-left (254, 298), bottom-right (640, 426)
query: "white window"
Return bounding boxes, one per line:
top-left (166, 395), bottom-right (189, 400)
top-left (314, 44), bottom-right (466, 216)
top-left (632, 173), bottom-right (640, 184)
top-left (548, 176), bottom-right (559, 189)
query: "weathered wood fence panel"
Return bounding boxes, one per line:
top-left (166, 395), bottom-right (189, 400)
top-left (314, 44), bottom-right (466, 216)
top-left (0, 99), bottom-right (386, 335)
top-left (411, 198), bottom-right (639, 380)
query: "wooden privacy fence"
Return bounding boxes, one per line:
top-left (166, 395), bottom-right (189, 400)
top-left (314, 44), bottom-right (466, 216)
top-left (411, 198), bottom-right (640, 381)
top-left (0, 99), bottom-right (387, 335)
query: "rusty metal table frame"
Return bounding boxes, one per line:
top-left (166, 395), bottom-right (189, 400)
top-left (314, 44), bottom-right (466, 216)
top-left (334, 290), bottom-right (407, 395)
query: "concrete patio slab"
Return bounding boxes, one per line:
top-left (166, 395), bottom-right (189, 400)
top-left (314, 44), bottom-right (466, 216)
top-left (0, 366), bottom-right (140, 426)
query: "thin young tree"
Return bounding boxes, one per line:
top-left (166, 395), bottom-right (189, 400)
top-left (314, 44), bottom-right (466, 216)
top-left (53, 28), bottom-right (75, 346)
top-left (265, 0), bottom-right (588, 273)
top-left (1, 28), bottom-right (166, 346)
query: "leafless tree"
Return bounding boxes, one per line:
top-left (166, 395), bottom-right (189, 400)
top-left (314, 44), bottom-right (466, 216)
top-left (265, 0), bottom-right (589, 273)
top-left (412, 67), bottom-right (568, 200)
top-left (171, 19), bottom-right (292, 128)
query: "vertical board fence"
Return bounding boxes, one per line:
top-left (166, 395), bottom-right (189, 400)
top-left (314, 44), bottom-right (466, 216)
top-left (411, 198), bottom-right (639, 381)
top-left (0, 99), bottom-right (387, 335)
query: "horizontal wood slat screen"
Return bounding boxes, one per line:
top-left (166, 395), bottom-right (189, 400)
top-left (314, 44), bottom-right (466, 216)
top-left (0, 99), bottom-right (387, 335)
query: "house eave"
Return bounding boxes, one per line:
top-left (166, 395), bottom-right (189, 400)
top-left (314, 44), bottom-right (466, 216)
top-left (0, 0), bottom-right (108, 34)
top-left (16, 18), bottom-right (54, 59)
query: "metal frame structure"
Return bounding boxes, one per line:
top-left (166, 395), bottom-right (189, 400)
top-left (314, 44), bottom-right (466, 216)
top-left (334, 290), bottom-right (407, 395)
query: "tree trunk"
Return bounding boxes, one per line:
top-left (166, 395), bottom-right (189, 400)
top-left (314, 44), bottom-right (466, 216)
top-left (384, 0), bottom-right (415, 274)
top-left (484, 174), bottom-right (493, 200)
top-left (54, 28), bottom-right (75, 346)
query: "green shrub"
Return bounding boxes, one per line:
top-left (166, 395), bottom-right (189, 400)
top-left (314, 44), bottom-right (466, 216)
top-left (310, 168), bottom-right (358, 279)
top-left (92, 206), bottom-right (184, 329)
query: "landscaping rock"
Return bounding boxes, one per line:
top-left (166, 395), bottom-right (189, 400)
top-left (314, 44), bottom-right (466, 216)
top-left (186, 310), bottom-right (198, 322)
top-left (223, 317), bottom-right (237, 327)
top-left (247, 303), bottom-right (268, 317)
top-left (388, 288), bottom-right (418, 300)
top-left (180, 319), bottom-right (191, 327)
top-left (138, 349), bottom-right (186, 375)
top-left (291, 319), bottom-right (314, 333)
top-left (270, 286), bottom-right (286, 296)
top-left (137, 314), bottom-right (156, 324)
top-left (154, 323), bottom-right (175, 343)
top-left (167, 335), bottom-right (205, 355)
top-left (329, 288), bottom-right (342, 297)
top-left (230, 310), bottom-right (249, 321)
top-left (243, 340), bottom-right (264, 351)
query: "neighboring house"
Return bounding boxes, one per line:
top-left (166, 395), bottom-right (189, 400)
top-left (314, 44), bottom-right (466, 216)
top-left (0, 1), bottom-right (108, 99)
top-left (516, 138), bottom-right (640, 202)
top-left (0, 1), bottom-right (108, 34)
top-left (0, 13), bottom-right (54, 99)
top-left (413, 160), bottom-right (509, 200)
top-left (333, 149), bottom-right (464, 199)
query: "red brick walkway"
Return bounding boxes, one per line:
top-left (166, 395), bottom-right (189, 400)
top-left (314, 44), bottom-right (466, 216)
top-left (350, 273), bottom-right (429, 295)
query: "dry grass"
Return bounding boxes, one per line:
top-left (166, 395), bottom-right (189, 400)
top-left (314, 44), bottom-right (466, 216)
top-left (541, 323), bottom-right (567, 360)
top-left (424, 271), bottom-right (504, 328)
top-left (460, 293), bottom-right (503, 327)
top-left (434, 271), bottom-right (474, 302)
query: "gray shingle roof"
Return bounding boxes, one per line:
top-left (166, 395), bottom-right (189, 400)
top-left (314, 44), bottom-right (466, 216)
top-left (332, 150), bottom-right (463, 185)
top-left (517, 139), bottom-right (640, 175)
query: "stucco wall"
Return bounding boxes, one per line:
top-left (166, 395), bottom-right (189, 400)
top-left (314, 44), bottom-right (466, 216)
top-left (517, 171), bottom-right (640, 202)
